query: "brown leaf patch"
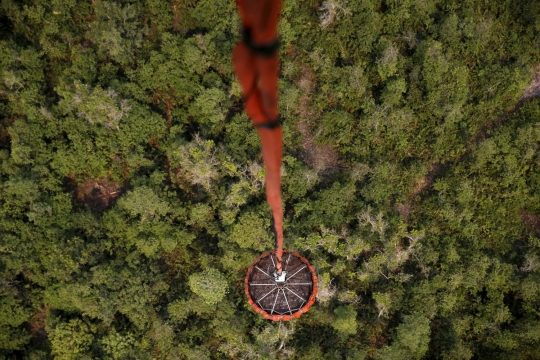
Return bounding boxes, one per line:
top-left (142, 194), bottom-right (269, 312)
top-left (411, 163), bottom-right (443, 197)
top-left (28, 306), bottom-right (49, 342)
top-left (522, 65), bottom-right (540, 101)
top-left (294, 66), bottom-right (341, 172)
top-left (297, 121), bottom-right (340, 172)
top-left (397, 163), bottom-right (444, 222)
top-left (0, 117), bottom-right (15, 149)
top-left (396, 204), bottom-right (411, 222)
top-left (521, 209), bottom-right (540, 235)
top-left (74, 178), bottom-right (124, 212)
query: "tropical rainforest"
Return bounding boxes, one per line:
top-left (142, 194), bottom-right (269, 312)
top-left (1, 0), bottom-right (540, 358)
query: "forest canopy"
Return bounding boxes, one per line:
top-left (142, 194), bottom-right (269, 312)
top-left (1, 0), bottom-right (540, 358)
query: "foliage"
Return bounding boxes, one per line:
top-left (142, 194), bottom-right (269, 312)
top-left (58, 81), bottom-right (131, 130)
top-left (376, 313), bottom-right (431, 360)
top-left (188, 268), bottom-right (228, 305)
top-left (332, 305), bottom-right (358, 338)
top-left (48, 318), bottom-right (95, 360)
top-left (0, 0), bottom-right (539, 358)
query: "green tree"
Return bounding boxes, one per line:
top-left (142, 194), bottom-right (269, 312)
top-left (57, 81), bottom-right (130, 130)
top-left (188, 268), bottom-right (228, 305)
top-left (85, 1), bottom-right (148, 65)
top-left (332, 305), bottom-right (358, 338)
top-left (376, 313), bottom-right (431, 360)
top-left (48, 318), bottom-right (96, 360)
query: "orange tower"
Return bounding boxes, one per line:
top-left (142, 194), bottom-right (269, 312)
top-left (232, 0), bottom-right (317, 321)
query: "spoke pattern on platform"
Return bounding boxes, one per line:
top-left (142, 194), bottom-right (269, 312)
top-left (248, 252), bottom-right (314, 315)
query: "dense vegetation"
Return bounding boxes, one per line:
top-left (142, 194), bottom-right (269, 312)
top-left (1, 0), bottom-right (540, 358)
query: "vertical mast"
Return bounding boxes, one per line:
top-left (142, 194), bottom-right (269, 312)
top-left (233, 0), bottom-right (284, 273)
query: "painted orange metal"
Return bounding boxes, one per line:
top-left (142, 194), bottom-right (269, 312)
top-left (245, 250), bottom-right (318, 321)
top-left (233, 0), bottom-right (284, 272)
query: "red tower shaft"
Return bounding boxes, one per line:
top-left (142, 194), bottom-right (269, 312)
top-left (232, 0), bottom-right (284, 273)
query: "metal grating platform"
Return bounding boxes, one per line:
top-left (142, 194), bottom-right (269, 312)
top-left (245, 250), bottom-right (317, 321)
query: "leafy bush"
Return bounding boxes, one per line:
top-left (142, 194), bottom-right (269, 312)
top-left (188, 268), bottom-right (228, 305)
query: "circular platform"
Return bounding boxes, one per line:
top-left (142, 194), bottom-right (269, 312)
top-left (245, 250), bottom-right (317, 321)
